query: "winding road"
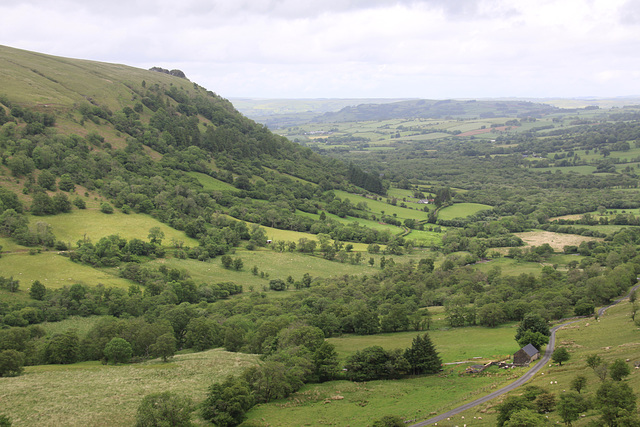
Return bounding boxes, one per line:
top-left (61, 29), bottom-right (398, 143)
top-left (410, 283), bottom-right (640, 426)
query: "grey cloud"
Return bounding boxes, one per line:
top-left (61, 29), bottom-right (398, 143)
top-left (619, 0), bottom-right (640, 25)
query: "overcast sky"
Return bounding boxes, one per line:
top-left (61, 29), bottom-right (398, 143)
top-left (2, 0), bottom-right (640, 99)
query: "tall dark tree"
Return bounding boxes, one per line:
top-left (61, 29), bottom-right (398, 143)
top-left (403, 333), bottom-right (442, 375)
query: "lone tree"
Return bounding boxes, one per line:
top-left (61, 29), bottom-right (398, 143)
top-left (103, 337), bottom-right (133, 365)
top-left (557, 391), bottom-right (590, 426)
top-left (552, 347), bottom-right (570, 366)
top-left (571, 375), bottom-right (588, 394)
top-left (151, 333), bottom-right (177, 363)
top-left (515, 313), bottom-right (550, 342)
top-left (404, 333), bottom-right (442, 375)
top-left (609, 359), bottom-right (631, 381)
top-left (29, 280), bottom-right (46, 300)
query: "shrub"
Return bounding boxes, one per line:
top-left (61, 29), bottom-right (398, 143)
top-left (0, 349), bottom-right (25, 377)
top-left (100, 202), bottom-right (114, 214)
top-left (135, 391), bottom-right (193, 427)
top-left (103, 337), bottom-right (132, 364)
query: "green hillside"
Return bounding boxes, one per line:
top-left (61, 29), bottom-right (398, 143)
top-left (2, 46), bottom-right (640, 427)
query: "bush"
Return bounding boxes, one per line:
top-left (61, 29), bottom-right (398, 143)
top-left (135, 391), bottom-right (193, 427)
top-left (103, 337), bottom-right (133, 364)
top-left (269, 279), bottom-right (286, 291)
top-left (0, 414), bottom-right (12, 427)
top-left (0, 349), bottom-right (25, 377)
top-left (100, 202), bottom-right (114, 214)
top-left (202, 375), bottom-right (254, 427)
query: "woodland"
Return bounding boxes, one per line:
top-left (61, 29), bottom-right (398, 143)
top-left (0, 45), bottom-right (640, 426)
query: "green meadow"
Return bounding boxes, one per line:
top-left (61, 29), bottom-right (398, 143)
top-left (0, 349), bottom-right (258, 427)
top-left (186, 171), bottom-right (237, 192)
top-left (333, 190), bottom-right (431, 220)
top-left (0, 251), bottom-right (132, 290)
top-left (152, 247), bottom-right (381, 291)
top-left (40, 209), bottom-right (199, 248)
top-left (245, 371), bottom-right (520, 427)
top-left (328, 324), bottom-right (518, 363)
top-left (438, 203), bottom-right (492, 220)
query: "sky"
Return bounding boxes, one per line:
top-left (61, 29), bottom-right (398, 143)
top-left (2, 0), bottom-right (640, 99)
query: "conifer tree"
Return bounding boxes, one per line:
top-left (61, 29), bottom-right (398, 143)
top-left (404, 333), bottom-right (441, 375)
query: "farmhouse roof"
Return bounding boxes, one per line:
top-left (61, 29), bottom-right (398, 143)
top-left (521, 343), bottom-right (539, 357)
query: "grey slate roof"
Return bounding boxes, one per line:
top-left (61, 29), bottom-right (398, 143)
top-left (521, 343), bottom-right (539, 357)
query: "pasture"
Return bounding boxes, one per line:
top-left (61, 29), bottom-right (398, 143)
top-left (0, 251), bottom-right (132, 290)
top-left (152, 247), bottom-right (380, 292)
top-left (186, 171), bottom-right (237, 192)
top-left (0, 349), bottom-right (258, 427)
top-left (244, 370), bottom-right (520, 427)
top-left (438, 203), bottom-right (492, 220)
top-left (40, 209), bottom-right (199, 248)
top-left (328, 324), bottom-right (518, 363)
top-left (333, 190), bottom-right (431, 220)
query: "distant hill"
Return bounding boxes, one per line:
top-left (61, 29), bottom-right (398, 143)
top-left (312, 98), bottom-right (560, 123)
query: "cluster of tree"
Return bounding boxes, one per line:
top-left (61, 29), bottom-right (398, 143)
top-left (68, 233), bottom-right (165, 267)
top-left (344, 333), bottom-right (441, 381)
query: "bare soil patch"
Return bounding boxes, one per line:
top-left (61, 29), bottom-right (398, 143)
top-left (515, 231), bottom-right (600, 251)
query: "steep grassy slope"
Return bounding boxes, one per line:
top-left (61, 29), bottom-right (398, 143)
top-left (0, 45), bottom-right (180, 110)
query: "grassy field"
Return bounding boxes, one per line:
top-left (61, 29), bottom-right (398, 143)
top-left (404, 229), bottom-right (444, 246)
top-left (40, 209), bottom-right (199, 248)
top-left (0, 349), bottom-right (258, 427)
top-left (245, 370), bottom-right (521, 427)
top-left (328, 324), bottom-right (518, 363)
top-left (0, 251), bottom-right (132, 290)
top-left (333, 190), bottom-right (432, 220)
top-left (186, 171), bottom-right (237, 192)
top-left (152, 247), bottom-right (382, 292)
top-left (473, 257), bottom-right (546, 277)
top-left (438, 203), bottom-right (492, 220)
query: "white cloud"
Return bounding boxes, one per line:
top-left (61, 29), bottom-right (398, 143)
top-left (1, 0), bottom-right (640, 98)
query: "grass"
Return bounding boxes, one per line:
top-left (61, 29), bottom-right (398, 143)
top-left (186, 171), bottom-right (237, 192)
top-left (457, 294), bottom-right (640, 426)
top-left (39, 209), bottom-right (198, 248)
top-left (438, 203), bottom-right (492, 220)
top-left (404, 229), bottom-right (444, 246)
top-left (152, 248), bottom-right (381, 292)
top-left (245, 322), bottom-right (523, 427)
top-left (38, 315), bottom-right (106, 338)
top-left (472, 257), bottom-right (545, 277)
top-left (328, 324), bottom-right (518, 363)
top-left (0, 251), bottom-right (132, 290)
top-left (0, 45), bottom-right (185, 112)
top-left (245, 371), bottom-right (521, 427)
top-left (333, 190), bottom-right (431, 221)
top-left (0, 349), bottom-right (258, 427)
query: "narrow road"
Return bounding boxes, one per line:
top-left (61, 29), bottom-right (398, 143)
top-left (410, 283), bottom-right (639, 426)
